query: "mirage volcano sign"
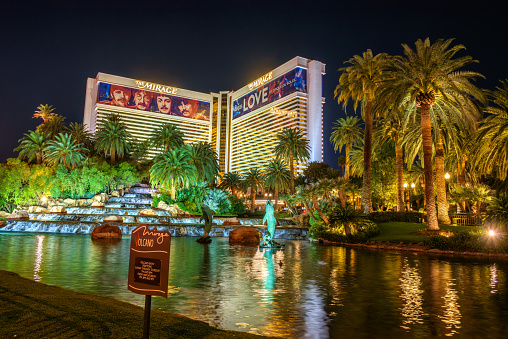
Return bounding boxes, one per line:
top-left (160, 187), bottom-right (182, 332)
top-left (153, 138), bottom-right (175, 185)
top-left (128, 225), bottom-right (171, 298)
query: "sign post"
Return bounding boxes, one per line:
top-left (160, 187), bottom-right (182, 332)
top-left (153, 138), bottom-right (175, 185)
top-left (128, 225), bottom-right (171, 338)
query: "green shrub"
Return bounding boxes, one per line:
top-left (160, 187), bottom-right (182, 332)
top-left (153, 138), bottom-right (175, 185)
top-left (426, 229), bottom-right (508, 254)
top-left (314, 221), bottom-right (380, 243)
top-left (308, 221), bottom-right (329, 239)
top-left (368, 211), bottom-right (423, 223)
top-left (228, 195), bottom-right (246, 215)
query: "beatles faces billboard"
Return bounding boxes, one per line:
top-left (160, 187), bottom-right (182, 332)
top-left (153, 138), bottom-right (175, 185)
top-left (232, 67), bottom-right (307, 119)
top-left (97, 82), bottom-right (211, 121)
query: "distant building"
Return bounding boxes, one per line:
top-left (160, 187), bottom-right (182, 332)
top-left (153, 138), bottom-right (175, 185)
top-left (83, 56), bottom-right (325, 175)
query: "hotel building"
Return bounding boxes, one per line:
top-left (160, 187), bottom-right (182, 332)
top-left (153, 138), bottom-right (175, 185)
top-left (83, 56), bottom-right (325, 175)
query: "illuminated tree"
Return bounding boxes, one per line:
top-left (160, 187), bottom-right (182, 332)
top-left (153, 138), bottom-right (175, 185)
top-left (149, 123), bottom-right (184, 152)
top-left (243, 168), bottom-right (264, 213)
top-left (186, 142), bottom-right (220, 184)
top-left (66, 122), bottom-right (93, 154)
top-left (33, 104), bottom-right (56, 124)
top-left (220, 172), bottom-right (243, 196)
top-left (263, 159), bottom-right (291, 211)
top-left (379, 38), bottom-right (484, 230)
top-left (335, 49), bottom-right (390, 213)
top-left (94, 115), bottom-right (132, 163)
top-left (44, 133), bottom-right (87, 169)
top-left (274, 128), bottom-right (310, 194)
top-left (15, 129), bottom-right (50, 165)
top-left (330, 116), bottom-right (363, 179)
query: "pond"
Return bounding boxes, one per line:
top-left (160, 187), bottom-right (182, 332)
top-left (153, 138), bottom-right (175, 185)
top-left (1, 232), bottom-right (507, 338)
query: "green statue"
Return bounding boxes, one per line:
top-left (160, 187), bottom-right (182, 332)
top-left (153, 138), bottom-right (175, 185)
top-left (197, 204), bottom-right (215, 244)
top-left (260, 200), bottom-right (284, 249)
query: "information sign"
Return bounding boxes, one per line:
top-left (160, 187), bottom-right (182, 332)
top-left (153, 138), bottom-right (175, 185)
top-left (128, 225), bottom-right (171, 298)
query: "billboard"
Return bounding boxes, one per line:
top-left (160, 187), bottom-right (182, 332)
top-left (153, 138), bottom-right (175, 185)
top-left (97, 82), bottom-right (210, 121)
top-left (232, 67), bottom-right (307, 119)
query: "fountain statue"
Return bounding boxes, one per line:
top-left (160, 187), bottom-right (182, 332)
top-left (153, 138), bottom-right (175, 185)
top-left (260, 200), bottom-right (284, 249)
top-left (196, 204), bottom-right (215, 244)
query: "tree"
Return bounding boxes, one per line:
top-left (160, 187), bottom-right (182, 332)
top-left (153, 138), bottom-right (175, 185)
top-left (220, 172), bottom-right (242, 196)
top-left (44, 133), bottom-right (87, 169)
top-left (274, 128), bottom-right (310, 194)
top-left (66, 122), bottom-right (93, 154)
top-left (94, 115), bottom-right (132, 163)
top-left (303, 161), bottom-right (330, 184)
top-left (149, 123), bottom-right (185, 152)
top-left (379, 38), bottom-right (485, 230)
top-left (330, 116), bottom-right (363, 179)
top-left (38, 114), bottom-right (66, 139)
top-left (243, 168), bottom-right (264, 213)
top-left (335, 49), bottom-right (390, 213)
top-left (33, 104), bottom-right (56, 124)
top-left (474, 79), bottom-right (508, 181)
top-left (186, 142), bottom-right (220, 184)
top-left (15, 130), bottom-right (50, 165)
top-left (149, 147), bottom-right (197, 200)
top-left (263, 159), bottom-right (291, 211)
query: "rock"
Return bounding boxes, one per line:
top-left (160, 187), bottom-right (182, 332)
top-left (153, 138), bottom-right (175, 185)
top-left (91, 201), bottom-right (105, 207)
top-left (0, 211), bottom-right (10, 218)
top-left (156, 201), bottom-right (183, 216)
top-left (32, 206), bottom-right (48, 213)
top-left (0, 219), bottom-right (6, 227)
top-left (117, 185), bottom-right (124, 190)
top-left (223, 217), bottom-right (242, 226)
top-left (50, 206), bottom-right (67, 214)
top-left (63, 198), bottom-right (76, 207)
top-left (8, 210), bottom-right (29, 220)
top-left (103, 215), bottom-right (123, 223)
top-left (91, 224), bottom-right (122, 240)
top-left (291, 213), bottom-right (310, 226)
top-left (91, 193), bottom-right (108, 203)
top-left (229, 227), bottom-right (261, 246)
top-left (139, 209), bottom-right (157, 216)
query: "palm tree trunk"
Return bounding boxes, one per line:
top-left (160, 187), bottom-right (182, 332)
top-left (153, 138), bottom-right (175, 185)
top-left (457, 155), bottom-right (467, 213)
top-left (37, 152), bottom-right (42, 165)
top-left (251, 187), bottom-right (256, 213)
top-left (171, 179), bottom-right (176, 200)
top-left (421, 104), bottom-right (439, 230)
top-left (361, 100), bottom-right (373, 214)
top-left (435, 132), bottom-right (451, 224)
top-left (290, 150), bottom-right (295, 194)
top-left (312, 195), bottom-right (329, 225)
top-left (111, 148), bottom-right (116, 164)
top-left (302, 200), bottom-right (317, 222)
top-left (345, 144), bottom-right (350, 179)
top-left (396, 140), bottom-right (404, 212)
top-left (274, 184), bottom-right (279, 211)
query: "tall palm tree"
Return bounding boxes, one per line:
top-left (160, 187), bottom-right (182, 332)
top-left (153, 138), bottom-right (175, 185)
top-left (263, 159), bottom-right (291, 211)
top-left (335, 49), bottom-right (390, 214)
top-left (379, 38), bottom-right (485, 230)
top-left (66, 122), bottom-right (93, 153)
top-left (38, 114), bottom-right (66, 139)
top-left (474, 79), bottom-right (508, 181)
top-left (243, 168), bottom-right (264, 212)
top-left (149, 147), bottom-right (197, 200)
top-left (149, 123), bottom-right (185, 152)
top-left (95, 115), bottom-right (132, 163)
top-left (44, 133), bottom-right (87, 169)
top-left (33, 104), bottom-right (56, 124)
top-left (220, 172), bottom-right (242, 196)
top-left (186, 142), bottom-right (220, 184)
top-left (330, 116), bottom-right (363, 179)
top-left (15, 130), bottom-right (50, 165)
top-left (274, 128), bottom-right (310, 194)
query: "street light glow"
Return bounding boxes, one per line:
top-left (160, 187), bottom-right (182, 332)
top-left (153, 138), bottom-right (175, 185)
top-left (445, 173), bottom-right (450, 180)
top-left (489, 230), bottom-right (495, 236)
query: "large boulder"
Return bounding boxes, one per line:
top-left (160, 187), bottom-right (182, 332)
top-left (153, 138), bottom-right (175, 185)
top-left (63, 198), bottom-right (76, 207)
top-left (0, 219), bottom-right (6, 227)
top-left (91, 193), bottom-right (108, 203)
top-left (156, 201), bottom-right (188, 216)
top-left (223, 217), bottom-right (242, 226)
top-left (91, 201), bottom-right (105, 207)
top-left (291, 213), bottom-right (310, 226)
top-left (111, 190), bottom-right (120, 197)
top-left (50, 206), bottom-right (67, 214)
top-left (139, 209), bottom-right (157, 216)
top-left (91, 224), bottom-right (122, 240)
top-left (8, 210), bottom-right (29, 220)
top-left (229, 227), bottom-right (261, 246)
top-left (29, 206), bottom-right (49, 213)
top-left (103, 215), bottom-right (123, 223)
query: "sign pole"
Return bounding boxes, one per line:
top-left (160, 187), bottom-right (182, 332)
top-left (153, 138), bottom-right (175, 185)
top-left (143, 295), bottom-right (151, 339)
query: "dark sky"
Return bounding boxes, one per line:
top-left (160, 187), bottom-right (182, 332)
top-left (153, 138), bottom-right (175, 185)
top-left (1, 0), bottom-right (505, 168)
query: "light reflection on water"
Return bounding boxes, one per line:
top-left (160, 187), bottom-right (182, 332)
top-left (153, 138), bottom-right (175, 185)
top-left (1, 232), bottom-right (508, 338)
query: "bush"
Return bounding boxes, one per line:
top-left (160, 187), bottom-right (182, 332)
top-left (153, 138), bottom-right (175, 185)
top-left (308, 222), bottom-right (329, 239)
top-left (314, 221), bottom-right (380, 243)
top-left (426, 229), bottom-right (508, 254)
top-left (228, 195), bottom-right (246, 215)
top-left (368, 211), bottom-right (423, 223)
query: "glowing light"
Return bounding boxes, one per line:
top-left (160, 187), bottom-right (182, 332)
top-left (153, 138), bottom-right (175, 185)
top-left (411, 183), bottom-right (415, 188)
top-left (489, 230), bottom-right (495, 236)
top-left (445, 173), bottom-right (450, 180)
top-left (40, 196), bottom-right (47, 202)
top-left (404, 183), bottom-right (408, 188)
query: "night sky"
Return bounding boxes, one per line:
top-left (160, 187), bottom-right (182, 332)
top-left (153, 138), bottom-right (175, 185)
top-left (1, 0), bottom-right (505, 168)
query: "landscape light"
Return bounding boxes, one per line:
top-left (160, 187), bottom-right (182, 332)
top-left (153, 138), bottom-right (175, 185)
top-left (445, 173), bottom-right (450, 180)
top-left (40, 196), bottom-right (47, 202)
top-left (411, 183), bottom-right (415, 188)
top-left (489, 230), bottom-right (495, 237)
top-left (404, 183), bottom-right (408, 188)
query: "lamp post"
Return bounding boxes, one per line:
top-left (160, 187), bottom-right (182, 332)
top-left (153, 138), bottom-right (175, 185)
top-left (445, 172), bottom-right (450, 201)
top-left (410, 183), bottom-right (415, 211)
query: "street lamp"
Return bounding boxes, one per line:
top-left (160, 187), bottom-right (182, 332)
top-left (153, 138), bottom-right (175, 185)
top-left (445, 172), bottom-right (450, 201)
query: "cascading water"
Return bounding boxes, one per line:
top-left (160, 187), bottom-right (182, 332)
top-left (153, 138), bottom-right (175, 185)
top-left (1, 184), bottom-right (306, 239)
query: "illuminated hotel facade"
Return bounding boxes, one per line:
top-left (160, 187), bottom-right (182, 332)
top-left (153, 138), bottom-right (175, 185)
top-left (83, 56), bottom-right (325, 175)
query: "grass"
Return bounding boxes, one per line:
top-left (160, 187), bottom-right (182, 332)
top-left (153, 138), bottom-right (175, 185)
top-left (0, 270), bottom-right (272, 339)
top-left (369, 222), bottom-right (478, 243)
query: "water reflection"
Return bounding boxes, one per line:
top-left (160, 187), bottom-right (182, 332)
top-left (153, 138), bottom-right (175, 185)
top-left (399, 258), bottom-right (425, 329)
top-left (440, 280), bottom-right (461, 336)
top-left (490, 264), bottom-right (498, 294)
top-left (33, 235), bottom-right (44, 281)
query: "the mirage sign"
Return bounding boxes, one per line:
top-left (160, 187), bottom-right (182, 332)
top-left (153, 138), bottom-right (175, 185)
top-left (232, 67), bottom-right (307, 119)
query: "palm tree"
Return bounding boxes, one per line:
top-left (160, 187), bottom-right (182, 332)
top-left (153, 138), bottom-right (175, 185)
top-left (66, 122), bottom-right (93, 153)
top-left (149, 147), bottom-right (197, 200)
top-left (15, 130), bottom-right (50, 165)
top-left (274, 128), bottom-right (310, 194)
top-left (263, 159), bottom-right (291, 211)
top-left (243, 168), bottom-right (264, 212)
top-left (44, 133), bottom-right (87, 168)
top-left (186, 142), bottom-right (220, 184)
top-left (95, 115), bottom-right (132, 163)
top-left (335, 49), bottom-right (390, 214)
top-left (474, 79), bottom-right (508, 181)
top-left (379, 38), bottom-right (485, 230)
top-left (149, 123), bottom-right (185, 152)
top-left (330, 116), bottom-right (363, 179)
top-left (33, 104), bottom-right (56, 124)
top-left (38, 114), bottom-right (66, 139)
top-left (220, 172), bottom-right (242, 196)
